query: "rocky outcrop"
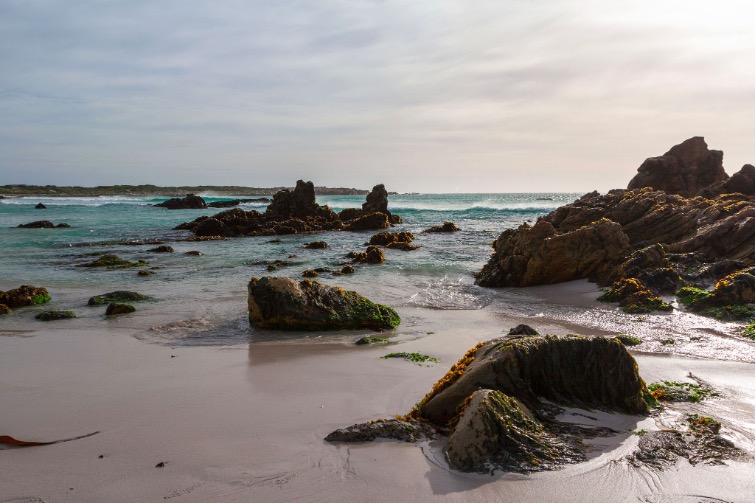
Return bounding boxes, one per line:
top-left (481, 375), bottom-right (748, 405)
top-left (699, 164), bottom-right (755, 198)
top-left (627, 137), bottom-right (727, 197)
top-left (362, 184), bottom-right (402, 224)
top-left (327, 335), bottom-right (650, 473)
top-left (367, 231), bottom-right (417, 250)
top-left (347, 246), bottom-right (385, 264)
top-left (155, 194), bottom-right (207, 210)
top-left (0, 285), bottom-right (51, 310)
top-left (106, 303), bottom-right (136, 316)
top-left (207, 198), bottom-right (271, 208)
top-left (175, 180), bottom-right (401, 238)
top-left (35, 203), bottom-right (46, 209)
top-left (247, 276), bottom-right (400, 331)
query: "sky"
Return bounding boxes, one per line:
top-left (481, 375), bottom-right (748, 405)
top-left (0, 0), bottom-right (753, 193)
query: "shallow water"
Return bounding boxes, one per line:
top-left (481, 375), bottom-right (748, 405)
top-left (1, 192), bottom-right (752, 362)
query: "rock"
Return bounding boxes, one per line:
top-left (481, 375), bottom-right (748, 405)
top-left (247, 276), bottom-right (400, 331)
top-left (302, 270), bottom-right (319, 277)
top-left (627, 137), bottom-right (728, 197)
top-left (676, 267), bottom-right (755, 320)
top-left (368, 231), bottom-right (415, 247)
top-left (184, 251), bottom-right (203, 256)
top-left (354, 335), bottom-right (388, 345)
top-left (508, 324), bottom-right (539, 336)
top-left (477, 218), bottom-right (631, 287)
top-left (0, 304), bottom-right (11, 315)
top-left (343, 212), bottom-right (390, 231)
top-left (17, 220), bottom-right (54, 228)
top-left (55, 223), bottom-right (71, 228)
top-left (304, 241), bottom-right (328, 249)
top-left (36, 310), bottom-right (77, 321)
top-left (137, 270), bottom-right (155, 276)
top-left (265, 180), bottom-right (319, 219)
top-left (362, 184), bottom-right (389, 214)
top-left (208, 199), bottom-right (241, 208)
top-left (340, 265), bottom-right (355, 275)
top-left (35, 203), bottom-right (46, 209)
top-left (417, 335), bottom-right (649, 425)
top-left (148, 245), bottom-right (174, 253)
top-left (598, 278), bottom-right (673, 313)
top-left (338, 208), bottom-right (362, 222)
top-left (699, 164), bottom-right (755, 198)
top-left (0, 285), bottom-right (51, 309)
top-left (106, 303), bottom-right (136, 316)
top-left (446, 389), bottom-right (570, 472)
top-left (328, 335), bottom-right (651, 473)
top-left (77, 254), bottom-right (148, 269)
top-left (193, 217), bottom-right (228, 237)
top-left (326, 419), bottom-right (436, 443)
top-left (423, 222), bottom-right (460, 233)
top-left (155, 194), bottom-right (207, 210)
top-left (349, 246), bottom-right (385, 264)
top-left (88, 291), bottom-right (151, 306)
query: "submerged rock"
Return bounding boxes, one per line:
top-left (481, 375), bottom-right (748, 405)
top-left (348, 246), bottom-right (385, 264)
top-left (507, 324), bottom-right (539, 336)
top-left (303, 241), bottom-right (328, 249)
top-left (423, 222), bottom-right (460, 233)
top-left (36, 310), bottom-right (77, 321)
top-left (88, 291), bottom-right (151, 306)
top-left (148, 245), bottom-right (174, 253)
top-left (17, 220), bottom-right (54, 228)
top-left (35, 203), bottom-right (46, 209)
top-left (327, 335), bottom-right (650, 473)
top-left (326, 419), bottom-right (435, 443)
top-left (247, 276), bottom-right (400, 331)
top-left (77, 254), bottom-right (148, 269)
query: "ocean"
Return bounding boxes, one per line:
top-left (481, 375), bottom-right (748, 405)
top-left (0, 192), bottom-right (750, 361)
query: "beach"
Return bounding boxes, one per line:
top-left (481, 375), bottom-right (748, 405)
top-left (1, 193), bottom-right (753, 502)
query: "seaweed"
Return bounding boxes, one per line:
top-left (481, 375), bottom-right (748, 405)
top-left (382, 352), bottom-right (439, 364)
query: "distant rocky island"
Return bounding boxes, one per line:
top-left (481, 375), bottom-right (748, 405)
top-left (0, 184), bottom-right (373, 197)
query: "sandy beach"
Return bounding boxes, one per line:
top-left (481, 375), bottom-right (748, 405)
top-left (1, 282), bottom-right (753, 503)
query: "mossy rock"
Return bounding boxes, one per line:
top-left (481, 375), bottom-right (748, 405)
top-left (88, 291), bottom-right (151, 306)
top-left (382, 352), bottom-right (439, 363)
top-left (598, 278), bottom-right (672, 313)
top-left (741, 321), bottom-right (754, 340)
top-left (676, 269), bottom-right (755, 321)
top-left (0, 304), bottom-right (12, 315)
top-left (105, 303), bottom-right (136, 316)
top-left (78, 254), bottom-right (148, 269)
top-left (137, 270), bottom-right (155, 276)
top-left (355, 336), bottom-right (388, 345)
top-left (247, 276), bottom-right (400, 331)
top-left (36, 310), bottom-right (77, 321)
top-left (0, 285), bottom-right (51, 309)
top-left (615, 334), bottom-right (643, 346)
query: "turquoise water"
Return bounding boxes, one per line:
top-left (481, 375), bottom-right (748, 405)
top-left (1, 192), bottom-right (750, 361)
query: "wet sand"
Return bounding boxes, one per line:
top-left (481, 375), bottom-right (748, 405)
top-left (0, 291), bottom-right (753, 502)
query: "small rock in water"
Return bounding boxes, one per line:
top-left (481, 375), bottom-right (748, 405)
top-left (507, 324), bottom-right (540, 336)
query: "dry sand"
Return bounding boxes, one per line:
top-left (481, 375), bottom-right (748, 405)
top-left (1, 292), bottom-right (753, 502)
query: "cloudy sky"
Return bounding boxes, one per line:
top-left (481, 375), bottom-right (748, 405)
top-left (0, 0), bottom-right (753, 192)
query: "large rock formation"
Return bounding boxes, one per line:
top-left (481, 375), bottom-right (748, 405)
top-left (155, 193), bottom-right (207, 210)
top-left (477, 137), bottom-right (754, 318)
top-left (327, 335), bottom-right (651, 473)
top-left (247, 276), bottom-right (400, 331)
top-left (176, 180), bottom-right (401, 237)
top-left (627, 137), bottom-right (727, 197)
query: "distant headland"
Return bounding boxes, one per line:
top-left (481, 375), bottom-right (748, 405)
top-left (0, 184), bottom-right (375, 197)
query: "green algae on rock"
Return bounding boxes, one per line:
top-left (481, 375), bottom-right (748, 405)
top-left (382, 352), bottom-right (439, 364)
top-left (105, 303), bottom-right (136, 316)
top-left (598, 277), bottom-right (673, 313)
top-left (247, 276), bottom-right (400, 331)
top-left (0, 285), bottom-right (51, 311)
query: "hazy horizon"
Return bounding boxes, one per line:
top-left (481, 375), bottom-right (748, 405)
top-left (0, 0), bottom-right (753, 193)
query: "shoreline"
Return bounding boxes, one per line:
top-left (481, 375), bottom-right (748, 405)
top-left (0, 286), bottom-right (753, 502)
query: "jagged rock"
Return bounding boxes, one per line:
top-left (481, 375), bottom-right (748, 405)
top-left (88, 291), bottom-right (151, 306)
top-left (627, 137), bottom-right (728, 197)
top-left (340, 265), bottom-right (355, 275)
top-left (194, 217), bottom-right (228, 237)
top-left (18, 220), bottom-right (54, 228)
top-left (598, 278), bottom-right (673, 313)
top-left (207, 198), bottom-right (269, 208)
top-left (700, 164), bottom-right (755, 198)
top-left (348, 246), bottom-right (385, 264)
top-left (508, 324), bottom-right (539, 335)
top-left (302, 270), bottom-right (319, 278)
top-left (36, 310), bottom-right (77, 321)
top-left (0, 285), bottom-right (51, 309)
top-left (362, 184), bottom-right (389, 213)
top-left (0, 304), bottom-right (11, 315)
top-left (35, 203), bottom-right (46, 209)
top-left (247, 276), bottom-right (400, 331)
top-left (424, 222), bottom-right (460, 233)
top-left (343, 212), bottom-right (390, 231)
top-left (155, 193), bottom-right (207, 210)
top-left (266, 180), bottom-right (319, 219)
top-left (106, 303), bottom-right (136, 316)
top-left (148, 245), bottom-right (174, 253)
top-left (477, 218), bottom-right (631, 287)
